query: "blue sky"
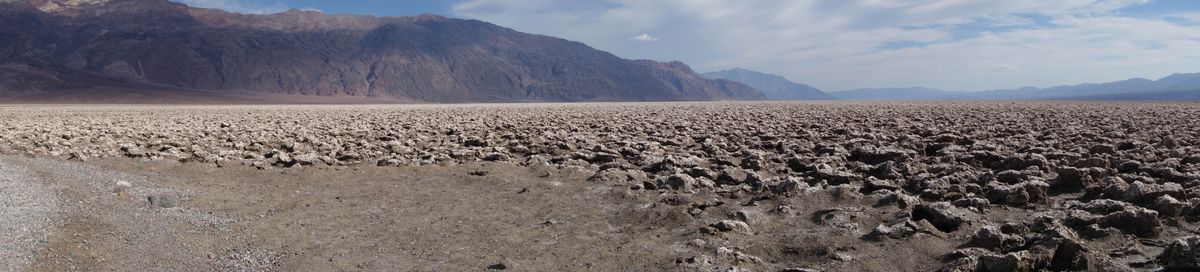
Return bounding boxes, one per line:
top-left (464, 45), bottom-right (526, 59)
top-left (177, 0), bottom-right (1200, 91)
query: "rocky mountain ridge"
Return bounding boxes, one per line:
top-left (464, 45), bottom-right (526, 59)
top-left (0, 0), bottom-right (764, 102)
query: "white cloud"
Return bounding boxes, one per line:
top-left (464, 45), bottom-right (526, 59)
top-left (450, 0), bottom-right (1200, 91)
top-left (991, 63), bottom-right (1021, 72)
top-left (631, 33), bottom-right (658, 41)
top-left (177, 0), bottom-right (288, 14)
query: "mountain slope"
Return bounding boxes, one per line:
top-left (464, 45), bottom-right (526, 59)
top-left (0, 0), bottom-right (764, 102)
top-left (831, 73), bottom-right (1200, 100)
top-left (702, 68), bottom-right (833, 100)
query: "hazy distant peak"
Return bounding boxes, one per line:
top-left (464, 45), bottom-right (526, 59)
top-left (831, 72), bottom-right (1200, 100)
top-left (707, 68), bottom-right (793, 83)
top-left (1158, 73), bottom-right (1200, 83)
top-left (718, 68), bottom-right (756, 73)
top-left (837, 86), bottom-right (945, 92)
top-left (702, 68), bottom-right (832, 100)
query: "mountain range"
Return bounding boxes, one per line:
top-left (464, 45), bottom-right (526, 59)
top-left (701, 68), bottom-right (832, 100)
top-left (830, 73), bottom-right (1200, 100)
top-left (0, 0), bottom-right (764, 102)
top-left (702, 68), bottom-right (1200, 101)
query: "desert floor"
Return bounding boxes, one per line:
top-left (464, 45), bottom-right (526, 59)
top-left (2, 102), bottom-right (1199, 271)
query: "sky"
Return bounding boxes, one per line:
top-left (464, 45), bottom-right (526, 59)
top-left (175, 0), bottom-right (1200, 91)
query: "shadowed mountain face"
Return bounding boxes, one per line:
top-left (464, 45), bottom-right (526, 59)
top-left (0, 0), bottom-right (764, 102)
top-left (832, 73), bottom-right (1200, 100)
top-left (702, 68), bottom-right (833, 100)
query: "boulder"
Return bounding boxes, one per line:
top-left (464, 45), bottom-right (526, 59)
top-left (293, 152), bottom-right (320, 165)
top-left (1160, 236), bottom-right (1200, 271)
top-left (1121, 181), bottom-right (1184, 204)
top-left (938, 257), bottom-right (979, 272)
top-left (1073, 157), bottom-right (1110, 168)
top-left (716, 167), bottom-right (750, 185)
top-left (588, 169), bottom-right (646, 184)
top-left (770, 177), bottom-right (810, 195)
top-left (913, 202), bottom-right (970, 232)
top-left (966, 225), bottom-right (1025, 251)
top-left (850, 147), bottom-right (914, 164)
top-left (868, 161), bottom-right (903, 180)
top-left (120, 144), bottom-right (146, 158)
top-left (865, 219), bottom-right (936, 241)
top-left (1048, 239), bottom-right (1089, 271)
top-left (1151, 195), bottom-right (1188, 217)
top-left (815, 168), bottom-right (862, 186)
top-left (481, 152), bottom-right (509, 161)
top-left (1054, 167), bottom-right (1109, 191)
top-left (995, 170), bottom-right (1028, 184)
top-left (1072, 199), bottom-right (1131, 215)
top-left (588, 152), bottom-right (620, 164)
top-left (1098, 207), bottom-right (1162, 238)
top-left (658, 174), bottom-right (696, 191)
top-left (934, 134), bottom-right (965, 144)
top-left (708, 220), bottom-right (752, 234)
top-left (996, 153), bottom-right (1050, 171)
top-left (1088, 144), bottom-right (1117, 154)
top-left (462, 137), bottom-right (488, 147)
top-left (862, 177), bottom-right (899, 193)
top-left (877, 191), bottom-right (921, 209)
top-left (952, 197), bottom-right (990, 211)
top-left (978, 251), bottom-right (1036, 272)
top-left (985, 181), bottom-right (1048, 206)
top-left (1117, 161), bottom-right (1143, 173)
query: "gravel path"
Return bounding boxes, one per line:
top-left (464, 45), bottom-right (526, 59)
top-left (0, 157), bottom-right (60, 272)
top-left (0, 156), bottom-right (262, 271)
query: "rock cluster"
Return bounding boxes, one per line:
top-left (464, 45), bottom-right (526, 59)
top-left (1, 102), bottom-right (1199, 271)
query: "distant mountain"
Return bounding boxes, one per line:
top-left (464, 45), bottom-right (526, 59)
top-left (702, 68), bottom-right (833, 100)
top-left (0, 0), bottom-right (764, 102)
top-left (831, 73), bottom-right (1200, 100)
top-left (830, 87), bottom-right (971, 100)
top-left (1060, 89), bottom-right (1200, 101)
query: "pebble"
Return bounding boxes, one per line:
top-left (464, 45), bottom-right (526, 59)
top-left (147, 195), bottom-right (180, 208)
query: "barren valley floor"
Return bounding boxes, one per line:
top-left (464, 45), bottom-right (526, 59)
top-left (2, 102), bottom-right (1200, 271)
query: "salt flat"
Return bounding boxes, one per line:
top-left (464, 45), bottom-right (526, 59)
top-left (1, 101), bottom-right (1199, 271)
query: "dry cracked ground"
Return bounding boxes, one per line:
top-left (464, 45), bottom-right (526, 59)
top-left (2, 101), bottom-right (1200, 272)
